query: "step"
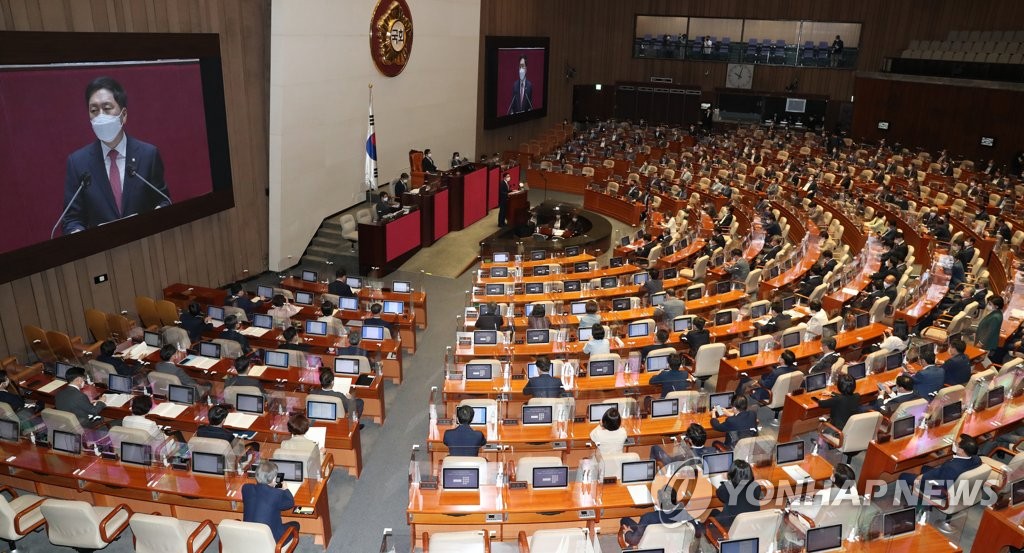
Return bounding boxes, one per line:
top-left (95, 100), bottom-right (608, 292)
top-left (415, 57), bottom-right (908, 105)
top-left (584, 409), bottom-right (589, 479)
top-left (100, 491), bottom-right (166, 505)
top-left (303, 254), bottom-right (331, 264)
top-left (307, 244), bottom-right (338, 256)
top-left (322, 221), bottom-right (346, 232)
top-left (311, 236), bottom-right (342, 248)
top-left (319, 227), bottom-right (344, 238)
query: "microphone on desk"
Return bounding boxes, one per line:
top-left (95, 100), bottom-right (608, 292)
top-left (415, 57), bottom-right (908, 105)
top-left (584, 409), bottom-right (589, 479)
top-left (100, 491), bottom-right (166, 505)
top-left (51, 172), bottom-right (91, 238)
top-left (127, 160), bottom-right (173, 206)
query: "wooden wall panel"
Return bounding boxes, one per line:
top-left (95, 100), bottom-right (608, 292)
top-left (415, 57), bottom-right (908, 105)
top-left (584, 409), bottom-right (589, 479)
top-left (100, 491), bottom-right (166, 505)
top-left (477, 0), bottom-right (1024, 155)
top-left (0, 0), bottom-right (269, 360)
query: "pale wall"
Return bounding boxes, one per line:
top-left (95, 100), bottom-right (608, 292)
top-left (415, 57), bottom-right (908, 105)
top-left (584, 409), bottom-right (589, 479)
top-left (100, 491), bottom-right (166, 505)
top-left (269, 0), bottom-right (481, 270)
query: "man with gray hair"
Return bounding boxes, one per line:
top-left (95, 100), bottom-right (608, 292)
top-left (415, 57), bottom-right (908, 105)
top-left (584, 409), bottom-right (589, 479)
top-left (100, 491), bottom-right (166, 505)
top-left (242, 460), bottom-right (300, 542)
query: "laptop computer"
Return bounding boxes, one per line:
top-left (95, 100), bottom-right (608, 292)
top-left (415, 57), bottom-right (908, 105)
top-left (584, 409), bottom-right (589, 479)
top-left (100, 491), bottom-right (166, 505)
top-left (564, 280), bottom-right (581, 292)
top-left (192, 452), bottom-right (227, 476)
top-left (715, 310), bottom-right (734, 326)
top-left (530, 250), bottom-right (546, 261)
top-left (663, 268), bottom-right (678, 280)
top-left (473, 330), bottom-right (497, 345)
top-left (526, 329), bottom-right (550, 344)
top-left (52, 430), bottom-right (81, 455)
top-left (805, 524), bottom-right (843, 553)
top-left (710, 392), bottom-right (734, 412)
top-left (306, 400), bottom-right (338, 421)
top-left (121, 442), bottom-right (153, 466)
top-left (265, 350), bottom-right (290, 369)
top-left (750, 303), bottom-right (769, 318)
top-left (633, 273), bottom-right (649, 285)
top-left (570, 301), bottom-right (588, 315)
top-left (720, 538), bottom-right (758, 553)
top-left (168, 384), bottom-right (196, 405)
top-left (942, 401), bottom-right (963, 424)
top-left (485, 284), bottom-right (505, 296)
top-left (803, 372), bottom-right (828, 393)
top-left (588, 402), bottom-right (617, 422)
top-left (613, 298), bottom-right (632, 311)
top-left (611, 257), bottom-right (626, 269)
top-left (524, 283), bottom-right (544, 295)
top-left (650, 398), bottom-right (679, 418)
top-left (628, 322), bottom-right (649, 337)
top-left (673, 318), bottom-right (691, 333)
top-left (781, 331), bottom-right (801, 348)
top-left (235, 393), bottom-right (264, 414)
top-left (989, 386), bottom-right (1006, 408)
top-left (339, 296), bottom-right (359, 311)
top-left (252, 313), bottom-right (274, 329)
top-left (702, 451), bottom-right (733, 488)
top-left (882, 507), bottom-right (916, 537)
top-left (647, 354), bottom-right (670, 372)
top-left (198, 342), bottom-right (221, 359)
top-left (294, 291), bottom-right (314, 306)
top-left (855, 312), bottom-right (871, 328)
top-left (383, 300), bottom-right (405, 314)
top-left (564, 246), bottom-right (581, 256)
top-left (846, 362), bottom-right (867, 380)
top-left (392, 280), bottom-right (412, 293)
top-left (891, 415), bottom-right (916, 439)
top-left (533, 265), bottom-right (550, 277)
top-left (107, 373), bottom-right (132, 394)
top-left (304, 320), bottom-right (328, 336)
top-left (490, 266), bottom-right (509, 278)
top-left (301, 270), bottom-right (318, 283)
top-left (738, 340), bottom-right (759, 358)
top-left (621, 460), bottom-right (657, 484)
top-left (601, 276), bottom-right (618, 289)
top-left (0, 419), bottom-right (18, 442)
top-left (493, 252), bottom-right (509, 263)
top-left (532, 466), bottom-right (569, 489)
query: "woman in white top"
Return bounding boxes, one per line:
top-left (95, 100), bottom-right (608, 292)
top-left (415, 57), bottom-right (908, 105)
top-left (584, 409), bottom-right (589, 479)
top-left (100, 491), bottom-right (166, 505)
top-left (879, 323), bottom-right (909, 352)
top-left (582, 324), bottom-right (610, 357)
top-left (589, 407), bottom-right (628, 456)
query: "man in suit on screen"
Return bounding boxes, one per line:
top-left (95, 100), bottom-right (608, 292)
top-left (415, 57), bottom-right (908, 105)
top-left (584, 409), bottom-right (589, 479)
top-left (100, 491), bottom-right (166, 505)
top-left (507, 56), bottom-right (534, 115)
top-left (61, 76), bottom-right (171, 235)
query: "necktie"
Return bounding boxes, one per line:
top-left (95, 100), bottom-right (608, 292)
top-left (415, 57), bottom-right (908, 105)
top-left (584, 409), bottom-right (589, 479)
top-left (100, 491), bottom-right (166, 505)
top-left (108, 149), bottom-right (122, 214)
top-left (520, 83), bottom-right (525, 108)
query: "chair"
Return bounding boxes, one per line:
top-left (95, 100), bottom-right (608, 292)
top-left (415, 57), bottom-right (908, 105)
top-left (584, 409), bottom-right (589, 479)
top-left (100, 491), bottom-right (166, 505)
top-left (40, 499), bottom-right (131, 552)
top-left (890, 398), bottom-right (929, 421)
top-left (187, 437), bottom-right (240, 469)
top-left (129, 513), bottom-right (215, 553)
top-left (340, 214), bottom-right (359, 251)
top-left (689, 343), bottom-right (727, 390)
top-left (217, 519), bottom-right (298, 553)
top-left (518, 527), bottom-right (595, 552)
top-left (819, 411), bottom-right (882, 462)
top-left (868, 296), bottom-right (889, 323)
top-left (84, 308), bottom-right (112, 343)
top-left (46, 330), bottom-right (84, 364)
top-left (753, 371), bottom-right (804, 422)
top-left (147, 372), bottom-right (182, 397)
top-left (275, 441), bottom-right (323, 481)
top-left (636, 522), bottom-right (694, 553)
top-left (0, 486), bottom-right (46, 552)
top-left (731, 435), bottom-right (776, 466)
top-left (743, 268), bottom-right (762, 294)
top-left (408, 150), bottom-right (426, 187)
top-left (40, 408), bottom-right (85, 445)
top-left (222, 306), bottom-right (249, 324)
top-left (441, 456), bottom-right (489, 482)
top-left (424, 530), bottom-right (489, 553)
top-left (85, 359), bottom-right (117, 385)
top-left (22, 324), bottom-right (53, 361)
top-left (679, 256), bottom-right (709, 281)
top-left (155, 300), bottom-right (180, 327)
top-left (355, 207), bottom-right (373, 226)
top-left (516, 457), bottom-right (563, 485)
top-left (212, 339), bottom-right (243, 359)
top-left (224, 385), bottom-right (264, 408)
top-left (108, 426), bottom-right (157, 454)
top-left (913, 463), bottom-right (992, 533)
top-left (106, 312), bottom-right (134, 342)
top-left (600, 452), bottom-right (641, 480)
top-left (135, 296), bottom-right (162, 329)
top-left (457, 398), bottom-right (499, 423)
top-left (162, 326), bottom-right (192, 351)
top-left (922, 311), bottom-right (969, 342)
top-left (707, 508), bottom-right (784, 553)
top-left (526, 397), bottom-right (574, 421)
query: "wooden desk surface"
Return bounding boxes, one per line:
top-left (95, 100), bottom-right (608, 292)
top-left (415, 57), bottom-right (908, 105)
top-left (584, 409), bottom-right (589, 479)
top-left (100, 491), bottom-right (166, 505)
top-left (469, 276), bottom-right (692, 306)
top-left (896, 279), bottom-right (951, 327)
top-left (476, 264), bottom-right (642, 285)
top-left (480, 254), bottom-right (596, 270)
top-left (973, 504), bottom-right (1024, 553)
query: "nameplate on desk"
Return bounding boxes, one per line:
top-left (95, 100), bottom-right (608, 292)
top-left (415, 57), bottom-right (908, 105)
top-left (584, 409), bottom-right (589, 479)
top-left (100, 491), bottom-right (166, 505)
top-left (573, 416), bottom-right (585, 423)
top-left (511, 374), bottom-right (525, 380)
top-left (437, 418), bottom-right (452, 426)
top-left (482, 444), bottom-right (500, 451)
top-left (509, 481), bottom-right (528, 490)
top-left (420, 481), bottom-right (438, 490)
top-left (502, 419), bottom-right (518, 426)
top-left (603, 476), bottom-right (618, 485)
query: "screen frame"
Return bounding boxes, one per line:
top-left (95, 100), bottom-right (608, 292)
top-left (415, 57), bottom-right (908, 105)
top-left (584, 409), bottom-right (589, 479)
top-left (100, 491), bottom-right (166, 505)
top-left (0, 31), bottom-right (234, 282)
top-left (483, 36), bottom-right (551, 130)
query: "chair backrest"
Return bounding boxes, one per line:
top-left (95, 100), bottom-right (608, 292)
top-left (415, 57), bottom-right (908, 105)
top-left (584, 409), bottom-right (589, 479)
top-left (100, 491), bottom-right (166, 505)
top-left (766, 371), bottom-right (804, 409)
top-left (40, 499), bottom-right (103, 548)
top-left (155, 300), bottom-right (180, 327)
top-left (744, 268), bottom-right (762, 292)
top-left (161, 326), bottom-right (191, 350)
top-left (891, 398), bottom-right (928, 420)
top-left (693, 343), bottom-right (727, 378)
top-left (589, 352), bottom-right (621, 366)
top-left (939, 464), bottom-right (992, 515)
top-left (40, 408), bottom-right (83, 442)
top-left (933, 384), bottom-right (964, 406)
top-left (135, 296), bottom-right (161, 328)
top-left (129, 513), bottom-right (195, 553)
top-left (456, 398), bottom-right (498, 423)
top-left (84, 308), bottom-right (112, 343)
top-left (85, 360), bottom-right (117, 384)
top-left (45, 330), bottom-right (78, 363)
top-left (528, 528), bottom-right (595, 552)
top-left (188, 436), bottom-right (238, 468)
top-left (274, 443), bottom-right (322, 481)
top-left (106, 313), bottom-right (133, 341)
top-left (601, 452), bottom-right (641, 480)
top-left (217, 519), bottom-right (281, 553)
top-left (146, 371), bottom-right (181, 396)
top-left (516, 456), bottom-right (563, 485)
top-left (0, 403), bottom-right (18, 425)
top-left (733, 435), bottom-right (776, 465)
top-left (222, 306), bottom-right (249, 324)
top-left (727, 508), bottom-right (784, 552)
top-left (637, 522), bottom-right (695, 552)
top-left (224, 386), bottom-right (264, 409)
top-left (428, 530), bottom-right (489, 553)
top-left (838, 411), bottom-right (882, 453)
top-left (109, 426), bottom-right (155, 452)
top-left (212, 339), bottom-right (243, 359)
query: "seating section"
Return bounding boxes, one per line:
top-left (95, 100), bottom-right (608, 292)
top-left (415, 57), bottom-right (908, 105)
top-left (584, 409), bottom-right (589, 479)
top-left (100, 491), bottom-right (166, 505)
top-left (902, 30), bottom-right (1024, 64)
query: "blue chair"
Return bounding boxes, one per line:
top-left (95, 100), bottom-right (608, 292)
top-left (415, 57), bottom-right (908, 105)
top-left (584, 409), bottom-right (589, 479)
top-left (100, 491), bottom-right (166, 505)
top-left (800, 47), bottom-right (815, 66)
top-left (774, 39), bottom-right (787, 62)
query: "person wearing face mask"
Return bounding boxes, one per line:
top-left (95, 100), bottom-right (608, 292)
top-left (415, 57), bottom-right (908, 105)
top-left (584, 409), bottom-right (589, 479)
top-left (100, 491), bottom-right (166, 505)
top-left (391, 173), bottom-right (409, 198)
top-left (507, 55), bottom-right (534, 115)
top-left (61, 76), bottom-right (171, 235)
top-left (375, 191), bottom-right (400, 220)
top-left (421, 148), bottom-right (437, 173)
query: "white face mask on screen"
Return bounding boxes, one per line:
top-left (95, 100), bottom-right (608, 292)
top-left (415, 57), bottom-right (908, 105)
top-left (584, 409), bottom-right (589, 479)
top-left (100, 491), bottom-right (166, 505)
top-left (519, 67), bottom-right (526, 80)
top-left (91, 112), bottom-right (123, 143)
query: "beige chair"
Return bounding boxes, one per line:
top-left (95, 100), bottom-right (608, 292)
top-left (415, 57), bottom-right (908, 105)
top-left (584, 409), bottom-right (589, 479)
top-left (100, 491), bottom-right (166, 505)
top-left (690, 342), bottom-right (727, 390)
top-left (819, 411), bottom-right (882, 463)
top-left (212, 338), bottom-right (243, 359)
top-left (224, 385), bottom-right (265, 409)
top-left (135, 296), bottom-right (162, 329)
top-left (868, 296), bottom-right (889, 324)
top-left (982, 449), bottom-right (1024, 494)
top-left (146, 371), bottom-right (181, 397)
top-left (187, 436), bottom-right (240, 469)
top-left (424, 530), bottom-right (489, 553)
top-left (922, 311), bottom-right (970, 342)
top-left (217, 519), bottom-right (298, 553)
top-left (600, 452), bottom-right (641, 481)
top-left (222, 306), bottom-right (249, 324)
top-left (665, 390), bottom-right (701, 414)
top-left (526, 397), bottom-right (574, 421)
top-left (85, 308), bottom-right (112, 343)
top-left (0, 486), bottom-right (46, 552)
top-left (636, 522), bottom-right (694, 553)
top-left (40, 408), bottom-right (85, 445)
top-left (129, 513), bottom-right (215, 553)
top-left (914, 463), bottom-right (992, 533)
top-left (755, 370), bottom-right (805, 422)
top-left (155, 300), bottom-right (180, 327)
top-left (108, 426), bottom-right (154, 452)
top-left (40, 499), bottom-right (131, 551)
top-left (519, 527), bottom-right (595, 552)
top-left (340, 213), bottom-right (359, 250)
top-left (708, 508), bottom-right (783, 552)
top-left (162, 326), bottom-right (191, 351)
top-left (275, 441), bottom-right (323, 481)
top-left (457, 399), bottom-right (499, 423)
top-left (733, 435), bottom-right (776, 466)
top-left (515, 457), bottom-right (563, 485)
top-left (743, 268), bottom-right (762, 294)
top-left (86, 359), bottom-right (117, 385)
top-left (679, 256), bottom-right (709, 281)
top-left (890, 397), bottom-right (929, 421)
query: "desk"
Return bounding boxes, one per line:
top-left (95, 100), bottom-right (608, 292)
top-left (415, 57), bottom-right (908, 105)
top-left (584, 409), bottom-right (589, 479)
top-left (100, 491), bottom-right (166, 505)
top-left (279, 276), bottom-right (428, 330)
top-left (443, 164), bottom-right (489, 230)
top-left (401, 187), bottom-right (449, 246)
top-left (0, 442), bottom-right (334, 544)
top-left (469, 277), bottom-right (692, 307)
top-left (896, 277), bottom-right (951, 328)
top-left (357, 209), bottom-right (422, 276)
top-left (583, 188), bottom-right (644, 226)
top-left (972, 504), bottom-right (1024, 552)
top-left (162, 283), bottom-right (227, 311)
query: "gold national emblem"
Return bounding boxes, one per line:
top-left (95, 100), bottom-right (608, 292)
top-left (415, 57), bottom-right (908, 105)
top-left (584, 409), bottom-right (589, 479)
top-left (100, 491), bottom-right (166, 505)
top-left (371, 0), bottom-right (414, 77)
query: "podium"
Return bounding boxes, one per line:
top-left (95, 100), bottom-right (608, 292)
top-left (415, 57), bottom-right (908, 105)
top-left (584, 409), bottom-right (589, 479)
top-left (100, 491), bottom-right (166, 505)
top-left (508, 191), bottom-right (530, 228)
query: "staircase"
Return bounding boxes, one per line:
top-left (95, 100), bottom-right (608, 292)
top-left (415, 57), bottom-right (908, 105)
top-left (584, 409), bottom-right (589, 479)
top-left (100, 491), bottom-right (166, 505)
top-left (302, 214), bottom-right (355, 265)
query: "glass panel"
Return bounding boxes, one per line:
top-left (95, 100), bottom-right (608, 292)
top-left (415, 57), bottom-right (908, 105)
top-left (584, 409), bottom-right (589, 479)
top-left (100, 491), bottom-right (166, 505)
top-left (635, 15), bottom-right (689, 38)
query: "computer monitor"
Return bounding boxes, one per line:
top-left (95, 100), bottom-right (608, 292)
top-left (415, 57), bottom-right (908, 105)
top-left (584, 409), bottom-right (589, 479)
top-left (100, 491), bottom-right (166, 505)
top-left (304, 320), bottom-right (328, 336)
top-left (823, 322), bottom-right (839, 336)
top-left (168, 384), bottom-right (196, 405)
top-left (628, 322), bottom-right (649, 338)
top-left (382, 300), bottom-right (405, 315)
top-left (621, 460), bottom-right (657, 484)
top-left (54, 361), bottom-right (75, 381)
top-left (713, 254), bottom-right (725, 267)
top-left (714, 310), bottom-right (733, 326)
top-left (564, 280), bottom-right (581, 292)
top-left (485, 284), bottom-right (505, 296)
top-left (473, 330), bottom-right (497, 345)
top-left (465, 363), bottom-right (493, 380)
top-left (493, 252), bottom-right (509, 263)
top-left (709, 392), bottom-right (734, 411)
top-left (805, 524), bottom-right (843, 553)
top-left (565, 246), bottom-right (581, 256)
top-left (989, 386), bottom-right (1006, 408)
top-left (235, 393), bottom-right (265, 414)
top-left (620, 236), bottom-right (631, 246)
top-left (295, 291), bottom-right (314, 306)
top-left (524, 283), bottom-right (544, 295)
top-left (750, 303), bottom-right (769, 318)
top-left (192, 452), bottom-right (226, 476)
top-left (442, 467), bottom-right (480, 490)
top-left (846, 362), bottom-right (867, 380)
top-left (769, 266), bottom-right (780, 279)
top-left (252, 313), bottom-right (274, 329)
top-left (589, 360), bottom-right (615, 377)
top-left (198, 342), bottom-right (221, 359)
top-left (885, 351), bottom-right (903, 370)
top-left (775, 441), bottom-right (805, 465)
top-left (531, 466), bottom-right (569, 489)
top-left (533, 265), bottom-right (549, 276)
top-left (526, 363), bottom-right (539, 379)
top-left (578, 327), bottom-right (594, 341)
top-left (361, 326), bottom-right (385, 341)
top-left (490, 266), bottom-right (509, 278)
top-left (702, 451), bottom-right (733, 475)
top-left (0, 419), bottom-right (18, 442)
top-left (919, 341), bottom-right (936, 360)
top-left (664, 245), bottom-right (676, 256)
top-left (635, 230), bottom-right (644, 240)
top-left (686, 287), bottom-right (703, 300)
top-left (613, 298), bottom-right (632, 311)
top-left (257, 285), bottom-right (274, 299)
top-left (106, 374), bottom-right (132, 394)
top-left (206, 306), bottom-right (225, 322)
top-left (882, 507), bottom-right (916, 537)
top-left (781, 331), bottom-right (801, 348)
top-left (339, 296), bottom-right (359, 311)
top-left (52, 430), bottom-right (81, 454)
top-left (679, 238), bottom-right (689, 248)
top-left (720, 539), bottom-right (758, 553)
top-left (306, 400), bottom-right (338, 421)
top-left (651, 292), bottom-right (667, 306)
top-left (121, 442), bottom-right (153, 466)
top-left (1012, 479), bottom-right (1024, 506)
top-left (301, 270), bottom-right (318, 283)
top-left (716, 281), bottom-right (733, 295)
top-left (526, 329), bottom-right (550, 344)
top-left (570, 301), bottom-right (588, 315)
top-left (588, 402), bottom-right (616, 422)
top-left (892, 415), bottom-right (916, 439)
top-left (647, 354), bottom-right (670, 372)
top-left (530, 250), bottom-right (546, 261)
top-left (470, 406), bottom-right (487, 425)
top-left (144, 330), bottom-right (162, 347)
top-left (334, 357), bottom-right (360, 375)
top-left (522, 405), bottom-right (553, 425)
top-left (673, 318), bottom-right (691, 333)
top-left (781, 296), bottom-right (798, 311)
top-left (804, 372), bottom-right (828, 392)
top-left (392, 280), bottom-right (412, 293)
top-left (942, 401), bottom-right (963, 424)
top-left (574, 262), bottom-right (590, 273)
top-left (738, 340), bottom-right (759, 358)
top-left (633, 273), bottom-right (649, 285)
top-left (346, 276), bottom-right (363, 289)
top-left (651, 398), bottom-right (679, 418)
top-left (265, 350), bottom-right (290, 368)
top-left (601, 276), bottom-right (618, 289)
top-left (272, 459), bottom-right (305, 482)
top-left (663, 268), bottom-right (678, 280)
top-left (855, 312), bottom-right (871, 328)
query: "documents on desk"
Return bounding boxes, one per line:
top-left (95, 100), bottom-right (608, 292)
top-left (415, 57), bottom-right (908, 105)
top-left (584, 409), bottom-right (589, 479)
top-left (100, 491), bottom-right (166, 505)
top-left (182, 356), bottom-right (218, 369)
top-left (782, 465), bottom-right (812, 483)
top-left (224, 412), bottom-right (258, 429)
top-left (122, 343), bottom-right (159, 360)
top-left (332, 377), bottom-right (353, 395)
top-left (627, 484), bottom-right (654, 505)
top-left (249, 365), bottom-right (268, 377)
top-left (100, 393), bottom-right (132, 408)
top-left (305, 427), bottom-right (327, 451)
top-left (240, 327), bottom-right (270, 337)
top-left (37, 380), bottom-right (65, 394)
top-left (151, 402), bottom-right (188, 419)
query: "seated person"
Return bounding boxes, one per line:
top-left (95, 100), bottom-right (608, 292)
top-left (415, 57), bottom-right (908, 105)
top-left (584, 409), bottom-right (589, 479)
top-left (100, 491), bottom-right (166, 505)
top-left (796, 265), bottom-right (826, 298)
top-left (738, 349), bottom-right (799, 403)
top-left (709, 394), bottom-right (757, 448)
top-left (153, 344), bottom-right (201, 391)
top-left (639, 268), bottom-right (663, 297)
top-left (443, 405), bottom-right (486, 456)
top-left (242, 460), bottom-right (300, 542)
top-left (327, 268), bottom-right (356, 297)
top-left (804, 300), bottom-right (829, 340)
top-left (0, 372), bottom-right (43, 433)
top-left (95, 339), bottom-right (136, 377)
top-left (659, 288), bottom-right (686, 321)
top-left (809, 338), bottom-right (841, 374)
top-left (813, 373), bottom-right (862, 429)
top-left (758, 301), bottom-right (792, 334)
top-left (196, 404), bottom-right (238, 444)
top-left (582, 324), bottom-right (610, 357)
top-left (874, 374), bottom-right (921, 415)
top-left (219, 314), bottom-right (252, 354)
top-left (267, 294), bottom-right (302, 324)
top-left (54, 367), bottom-right (106, 429)
top-left (178, 301), bottom-right (213, 342)
top-left (526, 304), bottom-right (550, 330)
top-left (363, 303), bottom-right (395, 335)
top-left (589, 407), bottom-right (627, 456)
top-left (226, 356), bottom-right (265, 393)
top-left (908, 348), bottom-right (945, 398)
top-left (618, 478), bottom-right (698, 549)
top-left (650, 422), bottom-right (709, 467)
top-left (122, 395), bottom-right (178, 457)
top-left (317, 302), bottom-right (348, 337)
top-left (281, 414), bottom-right (321, 477)
top-left (680, 317), bottom-right (710, 354)
top-left (337, 332), bottom-right (370, 360)
top-left (227, 283), bottom-right (260, 316)
top-left (942, 338), bottom-right (971, 386)
top-left (898, 434), bottom-right (981, 504)
top-left (278, 327), bottom-right (312, 352)
top-left (374, 191), bottom-right (400, 219)
top-left (522, 356), bottom-right (564, 398)
top-left (640, 329), bottom-right (671, 361)
top-left (649, 353), bottom-right (692, 397)
top-left (310, 367), bottom-right (364, 424)
top-left (707, 459), bottom-right (763, 531)
top-left (577, 300), bottom-right (601, 331)
top-left (474, 302), bottom-right (504, 331)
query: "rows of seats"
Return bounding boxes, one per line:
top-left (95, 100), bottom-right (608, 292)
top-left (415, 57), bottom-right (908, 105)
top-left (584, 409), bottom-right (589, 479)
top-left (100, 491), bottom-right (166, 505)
top-left (903, 33), bottom-right (1024, 64)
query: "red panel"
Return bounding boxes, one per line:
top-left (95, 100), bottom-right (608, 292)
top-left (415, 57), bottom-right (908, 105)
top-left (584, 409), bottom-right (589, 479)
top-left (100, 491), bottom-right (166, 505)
top-left (462, 167), bottom-right (488, 226)
top-left (487, 167), bottom-right (499, 210)
top-left (385, 210), bottom-right (421, 261)
top-left (508, 165), bottom-right (521, 188)
top-left (434, 189), bottom-right (449, 241)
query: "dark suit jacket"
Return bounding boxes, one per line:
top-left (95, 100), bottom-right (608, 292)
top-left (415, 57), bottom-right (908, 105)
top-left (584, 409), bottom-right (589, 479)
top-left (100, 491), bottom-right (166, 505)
top-left (508, 78), bottom-right (534, 114)
top-left (54, 384), bottom-right (105, 425)
top-left (977, 311), bottom-right (1003, 351)
top-left (179, 313), bottom-right (213, 342)
top-left (278, 342), bottom-right (312, 352)
top-left (474, 314), bottom-right (504, 331)
top-left (809, 352), bottom-right (841, 374)
top-left (761, 312), bottom-right (792, 334)
top-left (219, 329), bottom-right (251, 353)
top-left (816, 392), bottom-right (862, 429)
top-left (877, 391), bottom-right (922, 415)
top-left (327, 280), bottom-right (355, 297)
top-left (229, 295), bottom-right (258, 316)
top-left (443, 424), bottom-right (486, 456)
top-left (62, 136), bottom-right (170, 234)
top-left (421, 155), bottom-right (437, 173)
top-left (226, 375), bottom-right (265, 393)
top-left (650, 369), bottom-right (691, 397)
top-left (363, 317), bottom-right (395, 334)
top-left (0, 390), bottom-right (25, 412)
top-left (886, 243), bottom-right (909, 263)
top-left (522, 374), bottom-right (565, 398)
top-left (309, 388), bottom-right (358, 417)
top-left (942, 353), bottom-right (972, 386)
top-left (154, 361), bottom-right (197, 389)
top-left (196, 424), bottom-right (236, 444)
top-left (716, 480), bottom-right (763, 527)
top-left (921, 456), bottom-right (982, 489)
top-left (911, 365), bottom-right (945, 397)
top-left (682, 330), bottom-right (710, 354)
top-left (764, 221), bottom-right (782, 237)
top-left (710, 410), bottom-right (758, 446)
top-left (96, 353), bottom-right (136, 377)
top-left (241, 483), bottom-right (295, 541)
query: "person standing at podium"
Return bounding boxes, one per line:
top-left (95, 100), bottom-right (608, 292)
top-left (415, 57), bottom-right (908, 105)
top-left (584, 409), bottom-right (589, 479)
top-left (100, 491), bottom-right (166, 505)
top-left (497, 172), bottom-right (511, 227)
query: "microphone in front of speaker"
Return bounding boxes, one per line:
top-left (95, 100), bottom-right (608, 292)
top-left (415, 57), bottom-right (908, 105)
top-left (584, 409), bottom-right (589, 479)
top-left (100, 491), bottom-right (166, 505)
top-left (51, 171), bottom-right (92, 238)
top-left (127, 158), bottom-right (173, 206)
